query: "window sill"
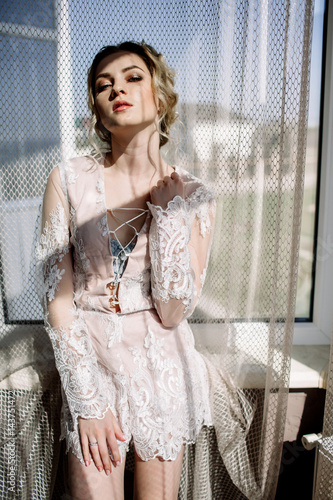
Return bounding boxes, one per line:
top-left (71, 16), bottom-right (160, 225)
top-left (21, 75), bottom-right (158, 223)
top-left (289, 344), bottom-right (329, 389)
top-left (192, 324), bottom-right (330, 390)
top-left (293, 323), bottom-right (331, 345)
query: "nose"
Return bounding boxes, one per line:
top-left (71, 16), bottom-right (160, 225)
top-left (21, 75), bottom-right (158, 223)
top-left (110, 85), bottom-right (126, 101)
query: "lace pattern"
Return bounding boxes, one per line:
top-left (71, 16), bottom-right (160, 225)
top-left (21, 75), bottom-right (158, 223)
top-left (36, 157), bottom-right (216, 465)
top-left (103, 312), bottom-right (124, 348)
top-left (36, 167), bottom-right (109, 437)
top-left (126, 326), bottom-right (212, 461)
top-left (45, 313), bottom-right (108, 422)
top-left (148, 196), bottom-right (195, 313)
top-left (66, 165), bottom-right (79, 185)
top-left (35, 202), bottom-right (70, 301)
top-left (96, 177), bottom-right (105, 213)
top-left (120, 267), bottom-right (153, 313)
top-left (69, 207), bottom-right (90, 298)
top-left (97, 214), bottom-right (108, 237)
top-left (175, 168), bottom-right (215, 237)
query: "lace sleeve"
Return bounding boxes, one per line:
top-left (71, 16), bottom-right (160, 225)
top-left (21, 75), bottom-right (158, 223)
top-left (35, 167), bottom-right (109, 423)
top-left (147, 191), bottom-right (215, 328)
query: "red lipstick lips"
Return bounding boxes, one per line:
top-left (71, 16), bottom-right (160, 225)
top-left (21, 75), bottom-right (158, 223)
top-left (113, 100), bottom-right (133, 111)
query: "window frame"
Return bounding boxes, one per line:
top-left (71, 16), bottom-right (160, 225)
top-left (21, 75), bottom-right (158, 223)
top-left (293, 0), bottom-right (333, 345)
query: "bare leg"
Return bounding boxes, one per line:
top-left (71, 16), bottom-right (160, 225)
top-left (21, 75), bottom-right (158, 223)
top-left (133, 446), bottom-right (184, 500)
top-left (67, 450), bottom-right (126, 500)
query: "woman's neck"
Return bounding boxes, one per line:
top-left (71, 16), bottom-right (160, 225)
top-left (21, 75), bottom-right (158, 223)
top-left (107, 126), bottom-right (167, 179)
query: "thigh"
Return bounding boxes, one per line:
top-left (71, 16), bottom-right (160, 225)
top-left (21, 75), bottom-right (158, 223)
top-left (133, 446), bottom-right (184, 500)
top-left (67, 450), bottom-right (126, 500)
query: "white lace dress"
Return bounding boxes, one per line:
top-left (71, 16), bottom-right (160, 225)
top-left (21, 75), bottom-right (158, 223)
top-left (35, 154), bottom-right (216, 464)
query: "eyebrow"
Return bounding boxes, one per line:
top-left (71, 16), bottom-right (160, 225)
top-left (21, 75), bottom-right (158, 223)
top-left (95, 65), bottom-right (145, 80)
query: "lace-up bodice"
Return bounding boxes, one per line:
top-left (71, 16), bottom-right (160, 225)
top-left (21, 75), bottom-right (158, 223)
top-left (107, 207), bottom-right (149, 308)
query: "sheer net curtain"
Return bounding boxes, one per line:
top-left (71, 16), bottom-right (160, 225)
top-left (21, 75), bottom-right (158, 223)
top-left (315, 329), bottom-right (333, 499)
top-left (0, 0), bottom-right (314, 498)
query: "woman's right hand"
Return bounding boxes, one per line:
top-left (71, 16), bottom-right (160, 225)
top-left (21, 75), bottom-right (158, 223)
top-left (79, 409), bottom-right (126, 475)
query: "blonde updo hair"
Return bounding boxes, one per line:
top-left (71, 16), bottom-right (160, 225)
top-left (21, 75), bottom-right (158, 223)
top-left (87, 41), bottom-right (178, 149)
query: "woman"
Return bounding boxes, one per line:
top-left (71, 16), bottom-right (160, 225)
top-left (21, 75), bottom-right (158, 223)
top-left (36, 41), bottom-right (215, 499)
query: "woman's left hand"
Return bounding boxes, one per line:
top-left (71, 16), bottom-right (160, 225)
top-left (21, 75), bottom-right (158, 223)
top-left (150, 172), bottom-right (184, 210)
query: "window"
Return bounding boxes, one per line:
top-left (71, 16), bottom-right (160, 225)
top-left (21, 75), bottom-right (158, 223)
top-left (294, 0), bottom-right (333, 343)
top-left (0, 0), bottom-right (58, 323)
top-left (0, 0), bottom-right (331, 343)
top-left (295, 0), bottom-right (326, 320)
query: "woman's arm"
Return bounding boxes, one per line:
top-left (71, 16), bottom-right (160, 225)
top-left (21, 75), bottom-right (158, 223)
top-left (36, 167), bottom-right (125, 473)
top-left (148, 172), bottom-right (215, 327)
top-left (37, 167), bottom-right (108, 420)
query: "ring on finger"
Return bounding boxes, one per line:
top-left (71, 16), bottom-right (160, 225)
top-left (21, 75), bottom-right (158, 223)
top-left (89, 441), bottom-right (98, 447)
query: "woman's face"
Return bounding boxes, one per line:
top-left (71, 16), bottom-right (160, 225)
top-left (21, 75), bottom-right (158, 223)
top-left (94, 51), bottom-right (159, 135)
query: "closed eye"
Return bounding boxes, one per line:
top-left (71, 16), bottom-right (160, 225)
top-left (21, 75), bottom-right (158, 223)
top-left (96, 83), bottom-right (112, 94)
top-left (128, 75), bottom-right (143, 82)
